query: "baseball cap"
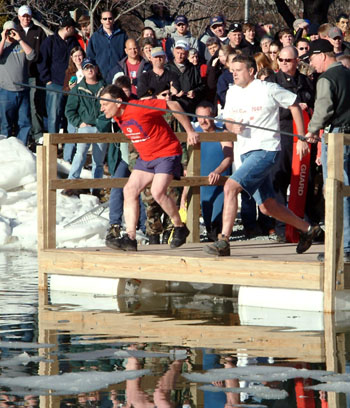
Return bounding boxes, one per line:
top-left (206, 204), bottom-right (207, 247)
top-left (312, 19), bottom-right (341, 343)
top-left (175, 15), bottom-right (188, 25)
top-left (18, 5), bottom-right (32, 17)
top-left (82, 58), bottom-right (95, 69)
top-left (328, 26), bottom-right (343, 39)
top-left (60, 16), bottom-right (78, 28)
top-left (3, 21), bottom-right (18, 31)
top-left (174, 39), bottom-right (189, 51)
top-left (228, 22), bottom-right (242, 33)
top-left (306, 39), bottom-right (333, 58)
top-left (293, 18), bottom-right (308, 31)
top-left (210, 16), bottom-right (224, 27)
top-left (151, 46), bottom-right (166, 57)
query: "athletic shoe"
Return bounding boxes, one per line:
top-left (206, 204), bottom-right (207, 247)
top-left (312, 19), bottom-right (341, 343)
top-left (106, 234), bottom-right (137, 251)
top-left (317, 252), bottom-right (350, 262)
top-left (296, 225), bottom-right (322, 254)
top-left (162, 230), bottom-right (171, 244)
top-left (170, 225), bottom-right (189, 248)
top-left (203, 235), bottom-right (230, 256)
top-left (148, 234), bottom-right (160, 245)
top-left (105, 224), bottom-right (121, 242)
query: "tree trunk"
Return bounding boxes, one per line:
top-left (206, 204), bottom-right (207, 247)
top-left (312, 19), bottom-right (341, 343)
top-left (274, 0), bottom-right (295, 28)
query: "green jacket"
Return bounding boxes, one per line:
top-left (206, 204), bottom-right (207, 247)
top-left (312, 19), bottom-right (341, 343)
top-left (65, 78), bottom-right (111, 132)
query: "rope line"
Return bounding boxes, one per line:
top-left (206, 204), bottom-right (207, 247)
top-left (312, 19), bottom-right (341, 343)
top-left (15, 82), bottom-right (315, 142)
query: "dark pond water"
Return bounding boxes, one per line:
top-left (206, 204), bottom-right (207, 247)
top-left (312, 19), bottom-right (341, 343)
top-left (0, 251), bottom-right (349, 407)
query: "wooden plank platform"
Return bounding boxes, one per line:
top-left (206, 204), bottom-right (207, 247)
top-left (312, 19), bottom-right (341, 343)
top-left (39, 240), bottom-right (326, 291)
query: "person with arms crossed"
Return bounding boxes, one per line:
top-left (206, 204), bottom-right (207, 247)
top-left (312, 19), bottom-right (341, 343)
top-left (203, 54), bottom-right (321, 256)
top-left (100, 84), bottom-right (199, 251)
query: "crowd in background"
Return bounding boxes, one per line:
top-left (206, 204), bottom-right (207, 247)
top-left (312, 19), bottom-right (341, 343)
top-left (1, 4), bottom-right (350, 243)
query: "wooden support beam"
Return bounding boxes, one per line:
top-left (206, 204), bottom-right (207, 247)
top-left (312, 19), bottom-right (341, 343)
top-left (324, 133), bottom-right (344, 313)
top-left (49, 132), bottom-right (236, 144)
top-left (186, 144), bottom-right (201, 243)
top-left (50, 176), bottom-right (228, 190)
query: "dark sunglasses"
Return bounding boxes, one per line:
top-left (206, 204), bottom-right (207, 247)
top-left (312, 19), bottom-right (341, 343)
top-left (102, 17), bottom-right (113, 21)
top-left (278, 57), bottom-right (295, 62)
top-left (177, 23), bottom-right (186, 27)
top-left (160, 92), bottom-right (170, 97)
top-left (298, 47), bottom-right (309, 51)
top-left (212, 24), bottom-right (223, 29)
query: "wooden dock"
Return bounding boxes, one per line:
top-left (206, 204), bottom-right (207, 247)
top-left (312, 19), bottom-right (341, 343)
top-left (37, 132), bottom-right (350, 313)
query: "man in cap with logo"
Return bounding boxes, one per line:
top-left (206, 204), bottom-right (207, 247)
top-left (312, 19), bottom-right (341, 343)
top-left (199, 15), bottom-right (229, 61)
top-left (16, 5), bottom-right (46, 146)
top-left (166, 15), bottom-right (198, 60)
top-left (166, 39), bottom-right (205, 112)
top-left (227, 22), bottom-right (246, 52)
top-left (38, 16), bottom-right (79, 134)
top-left (0, 20), bottom-right (35, 145)
top-left (304, 39), bottom-right (350, 262)
top-left (327, 26), bottom-right (350, 57)
top-left (137, 46), bottom-right (180, 99)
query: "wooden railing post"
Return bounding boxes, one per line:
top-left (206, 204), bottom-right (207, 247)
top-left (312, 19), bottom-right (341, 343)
top-left (43, 133), bottom-right (57, 249)
top-left (324, 133), bottom-right (344, 313)
top-left (186, 143), bottom-right (201, 243)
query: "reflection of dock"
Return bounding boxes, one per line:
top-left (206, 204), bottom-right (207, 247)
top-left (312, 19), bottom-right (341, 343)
top-left (37, 133), bottom-right (350, 313)
top-left (38, 291), bottom-right (349, 408)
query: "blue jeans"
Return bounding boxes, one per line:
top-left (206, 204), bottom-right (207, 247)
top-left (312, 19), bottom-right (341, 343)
top-left (232, 149), bottom-right (279, 205)
top-left (63, 122), bottom-right (77, 162)
top-left (0, 87), bottom-right (31, 145)
top-left (68, 126), bottom-right (108, 182)
top-left (109, 158), bottom-right (146, 232)
top-left (46, 83), bottom-right (65, 133)
top-left (321, 138), bottom-right (350, 252)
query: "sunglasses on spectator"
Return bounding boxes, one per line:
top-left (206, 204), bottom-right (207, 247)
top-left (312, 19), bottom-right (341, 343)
top-left (212, 24), bottom-right (223, 29)
top-left (102, 17), bottom-right (113, 21)
top-left (278, 57), bottom-right (295, 62)
top-left (160, 91), bottom-right (170, 96)
top-left (298, 47), bottom-right (309, 50)
top-left (177, 23), bottom-right (186, 27)
top-left (269, 51), bottom-right (278, 54)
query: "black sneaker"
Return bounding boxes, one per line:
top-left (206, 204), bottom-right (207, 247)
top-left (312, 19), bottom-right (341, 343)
top-left (106, 224), bottom-right (121, 242)
top-left (203, 236), bottom-right (230, 256)
top-left (296, 225), bottom-right (322, 254)
top-left (106, 234), bottom-right (137, 251)
top-left (148, 234), bottom-right (160, 245)
top-left (170, 225), bottom-right (189, 248)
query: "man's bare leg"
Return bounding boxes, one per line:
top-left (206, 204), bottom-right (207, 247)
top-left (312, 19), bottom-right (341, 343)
top-left (259, 198), bottom-right (309, 232)
top-left (221, 179), bottom-right (243, 237)
top-left (123, 170), bottom-right (154, 239)
top-left (150, 173), bottom-right (183, 227)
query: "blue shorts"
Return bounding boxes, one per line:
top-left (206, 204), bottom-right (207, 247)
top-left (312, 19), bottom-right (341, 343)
top-left (133, 154), bottom-right (182, 180)
top-left (231, 149), bottom-right (279, 205)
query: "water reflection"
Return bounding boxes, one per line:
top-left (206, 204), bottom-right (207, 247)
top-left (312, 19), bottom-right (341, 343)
top-left (0, 252), bottom-right (349, 407)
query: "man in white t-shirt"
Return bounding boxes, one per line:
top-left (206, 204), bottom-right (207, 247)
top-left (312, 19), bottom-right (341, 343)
top-left (203, 54), bottom-right (321, 256)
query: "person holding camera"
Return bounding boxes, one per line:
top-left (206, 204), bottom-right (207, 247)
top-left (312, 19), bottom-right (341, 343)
top-left (0, 20), bottom-right (35, 145)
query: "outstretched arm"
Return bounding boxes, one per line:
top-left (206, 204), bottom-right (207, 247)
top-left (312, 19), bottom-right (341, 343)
top-left (166, 100), bottom-right (200, 146)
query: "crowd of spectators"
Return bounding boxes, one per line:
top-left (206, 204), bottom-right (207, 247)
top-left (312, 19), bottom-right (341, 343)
top-left (1, 4), bottom-right (350, 243)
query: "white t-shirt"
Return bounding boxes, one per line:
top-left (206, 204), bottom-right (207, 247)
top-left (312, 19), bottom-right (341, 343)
top-left (223, 79), bottom-right (297, 155)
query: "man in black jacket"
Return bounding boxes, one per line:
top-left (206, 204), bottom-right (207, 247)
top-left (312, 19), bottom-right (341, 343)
top-left (16, 5), bottom-right (46, 144)
top-left (38, 16), bottom-right (79, 134)
top-left (267, 45), bottom-right (316, 240)
top-left (165, 40), bottom-right (205, 113)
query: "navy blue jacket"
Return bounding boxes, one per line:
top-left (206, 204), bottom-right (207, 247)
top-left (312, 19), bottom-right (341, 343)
top-left (87, 25), bottom-right (127, 80)
top-left (217, 69), bottom-right (233, 107)
top-left (106, 56), bottom-right (152, 85)
top-left (37, 32), bottom-right (79, 86)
